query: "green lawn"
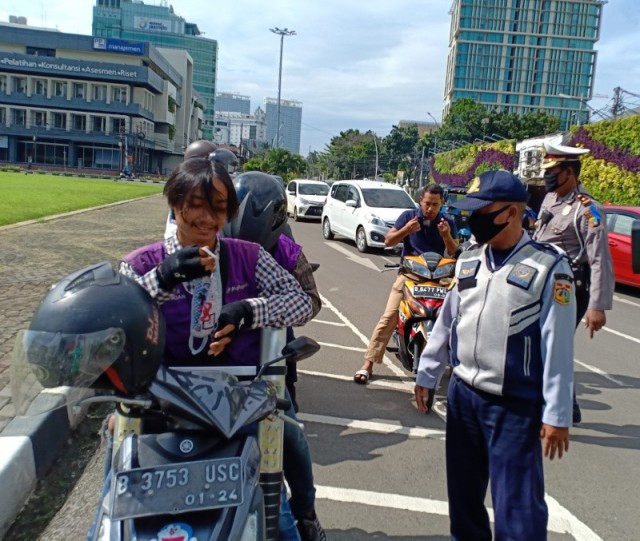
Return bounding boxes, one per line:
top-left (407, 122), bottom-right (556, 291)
top-left (0, 172), bottom-right (164, 226)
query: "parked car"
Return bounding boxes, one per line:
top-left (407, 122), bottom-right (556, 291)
top-left (321, 180), bottom-right (416, 252)
top-left (605, 205), bottom-right (640, 288)
top-left (286, 179), bottom-right (330, 221)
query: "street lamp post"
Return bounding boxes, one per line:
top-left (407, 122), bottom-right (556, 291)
top-left (558, 93), bottom-right (589, 127)
top-left (372, 134), bottom-right (379, 180)
top-left (426, 112), bottom-right (440, 129)
top-left (269, 27), bottom-right (296, 149)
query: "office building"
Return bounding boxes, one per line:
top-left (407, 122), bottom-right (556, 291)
top-left (216, 92), bottom-right (251, 115)
top-left (264, 97), bottom-right (302, 154)
top-left (213, 107), bottom-right (266, 152)
top-left (0, 20), bottom-right (202, 173)
top-left (444, 0), bottom-right (605, 128)
top-left (92, 0), bottom-right (218, 138)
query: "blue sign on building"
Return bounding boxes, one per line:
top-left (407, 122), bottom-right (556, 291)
top-left (93, 37), bottom-right (145, 55)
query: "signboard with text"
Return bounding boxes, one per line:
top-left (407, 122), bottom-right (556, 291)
top-left (0, 53), bottom-right (161, 89)
top-left (133, 16), bottom-right (171, 32)
top-left (93, 38), bottom-right (145, 56)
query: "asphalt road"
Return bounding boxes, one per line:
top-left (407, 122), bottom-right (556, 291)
top-left (40, 217), bottom-right (640, 540)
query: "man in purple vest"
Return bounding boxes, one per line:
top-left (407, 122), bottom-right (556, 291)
top-left (120, 157), bottom-right (314, 541)
top-left (222, 171), bottom-right (325, 541)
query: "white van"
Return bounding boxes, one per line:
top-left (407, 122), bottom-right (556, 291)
top-left (286, 179), bottom-right (330, 221)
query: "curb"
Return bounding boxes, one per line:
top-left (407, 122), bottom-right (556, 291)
top-left (0, 388), bottom-right (87, 539)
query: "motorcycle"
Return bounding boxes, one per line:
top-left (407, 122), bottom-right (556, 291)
top-left (12, 293), bottom-right (320, 541)
top-left (385, 251), bottom-right (457, 374)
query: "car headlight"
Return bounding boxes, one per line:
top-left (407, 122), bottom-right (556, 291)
top-left (365, 213), bottom-right (385, 226)
top-left (299, 197), bottom-right (312, 205)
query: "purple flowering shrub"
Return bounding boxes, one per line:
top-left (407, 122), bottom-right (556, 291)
top-left (430, 145), bottom-right (516, 186)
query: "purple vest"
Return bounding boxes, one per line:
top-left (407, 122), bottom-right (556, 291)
top-left (123, 238), bottom-right (261, 367)
top-left (272, 234), bottom-right (302, 272)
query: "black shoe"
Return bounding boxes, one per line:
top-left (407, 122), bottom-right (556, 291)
top-left (297, 513), bottom-right (327, 541)
top-left (573, 402), bottom-right (582, 424)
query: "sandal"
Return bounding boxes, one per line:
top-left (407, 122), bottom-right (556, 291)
top-left (353, 369), bottom-right (373, 384)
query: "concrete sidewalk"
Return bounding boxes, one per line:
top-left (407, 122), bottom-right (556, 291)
top-left (0, 195), bottom-right (168, 538)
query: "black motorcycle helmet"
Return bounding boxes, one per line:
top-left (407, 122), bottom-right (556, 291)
top-left (222, 171), bottom-right (288, 252)
top-left (209, 148), bottom-right (239, 174)
top-left (184, 139), bottom-right (218, 160)
top-left (22, 262), bottom-right (165, 394)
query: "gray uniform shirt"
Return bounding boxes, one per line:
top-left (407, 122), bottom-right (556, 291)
top-left (533, 186), bottom-right (614, 311)
top-left (416, 233), bottom-right (576, 427)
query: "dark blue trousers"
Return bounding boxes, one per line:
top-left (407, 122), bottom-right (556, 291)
top-left (446, 376), bottom-right (548, 541)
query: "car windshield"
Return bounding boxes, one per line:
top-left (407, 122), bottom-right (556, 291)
top-left (299, 184), bottom-right (329, 196)
top-left (361, 188), bottom-right (415, 209)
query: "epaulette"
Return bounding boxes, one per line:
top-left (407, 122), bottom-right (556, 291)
top-left (576, 193), bottom-right (601, 227)
top-left (529, 240), bottom-right (571, 264)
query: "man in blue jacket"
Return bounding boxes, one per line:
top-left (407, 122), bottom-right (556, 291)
top-left (415, 170), bottom-right (575, 541)
top-left (355, 184), bottom-right (458, 383)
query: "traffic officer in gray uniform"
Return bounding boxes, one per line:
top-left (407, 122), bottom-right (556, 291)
top-left (533, 140), bottom-right (614, 423)
top-left (415, 169), bottom-right (576, 541)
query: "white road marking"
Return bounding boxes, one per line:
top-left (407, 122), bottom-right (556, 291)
top-left (324, 242), bottom-right (381, 272)
top-left (574, 358), bottom-right (628, 387)
top-left (316, 341), bottom-right (367, 353)
top-left (298, 412), bottom-right (446, 439)
top-left (313, 319), bottom-right (346, 327)
top-left (298, 369), bottom-right (414, 392)
top-left (613, 294), bottom-right (640, 309)
top-left (598, 324), bottom-right (640, 344)
top-left (315, 486), bottom-right (602, 540)
top-left (319, 293), bottom-right (414, 387)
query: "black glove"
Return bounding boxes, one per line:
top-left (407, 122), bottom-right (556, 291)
top-left (156, 245), bottom-right (209, 290)
top-left (217, 301), bottom-right (253, 333)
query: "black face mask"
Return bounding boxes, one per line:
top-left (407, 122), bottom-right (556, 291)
top-left (469, 205), bottom-right (511, 244)
top-left (544, 170), bottom-right (568, 193)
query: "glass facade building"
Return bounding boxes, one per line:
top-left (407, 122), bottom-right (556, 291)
top-left (264, 97), bottom-right (302, 154)
top-left (444, 0), bottom-right (605, 128)
top-left (93, 0), bottom-right (218, 138)
top-left (216, 92), bottom-right (251, 114)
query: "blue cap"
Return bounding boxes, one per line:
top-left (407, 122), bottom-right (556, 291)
top-left (452, 170), bottom-right (528, 211)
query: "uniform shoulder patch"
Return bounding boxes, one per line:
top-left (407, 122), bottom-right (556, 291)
top-left (576, 193), bottom-right (602, 227)
top-left (507, 263), bottom-right (538, 290)
top-left (458, 259), bottom-right (480, 279)
top-left (553, 277), bottom-right (572, 305)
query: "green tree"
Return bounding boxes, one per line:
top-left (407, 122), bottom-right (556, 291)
top-left (242, 148), bottom-right (306, 181)
top-left (323, 129), bottom-right (380, 179)
top-left (382, 124), bottom-right (422, 184)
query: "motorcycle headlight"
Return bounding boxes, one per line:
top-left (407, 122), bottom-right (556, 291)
top-left (365, 213), bottom-right (385, 226)
top-left (433, 263), bottom-right (456, 279)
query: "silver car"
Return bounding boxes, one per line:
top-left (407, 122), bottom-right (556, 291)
top-left (321, 180), bottom-right (416, 252)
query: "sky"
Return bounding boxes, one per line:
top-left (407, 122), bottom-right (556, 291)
top-left (1, 0), bottom-right (639, 154)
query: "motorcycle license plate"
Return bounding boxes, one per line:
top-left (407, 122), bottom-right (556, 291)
top-left (412, 285), bottom-right (447, 299)
top-left (110, 457), bottom-right (244, 520)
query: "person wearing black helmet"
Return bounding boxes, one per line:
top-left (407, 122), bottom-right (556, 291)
top-left (120, 157), bottom-right (314, 540)
top-left (183, 139), bottom-right (218, 160)
top-left (222, 171), bottom-right (325, 541)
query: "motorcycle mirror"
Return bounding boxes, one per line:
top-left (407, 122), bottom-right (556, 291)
top-left (281, 336), bottom-right (321, 363)
top-left (256, 336), bottom-right (321, 379)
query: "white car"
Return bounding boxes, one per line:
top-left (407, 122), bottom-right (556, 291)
top-left (321, 180), bottom-right (416, 252)
top-left (286, 179), bottom-right (330, 221)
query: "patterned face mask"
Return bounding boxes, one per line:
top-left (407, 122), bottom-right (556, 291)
top-left (185, 252), bottom-right (222, 355)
